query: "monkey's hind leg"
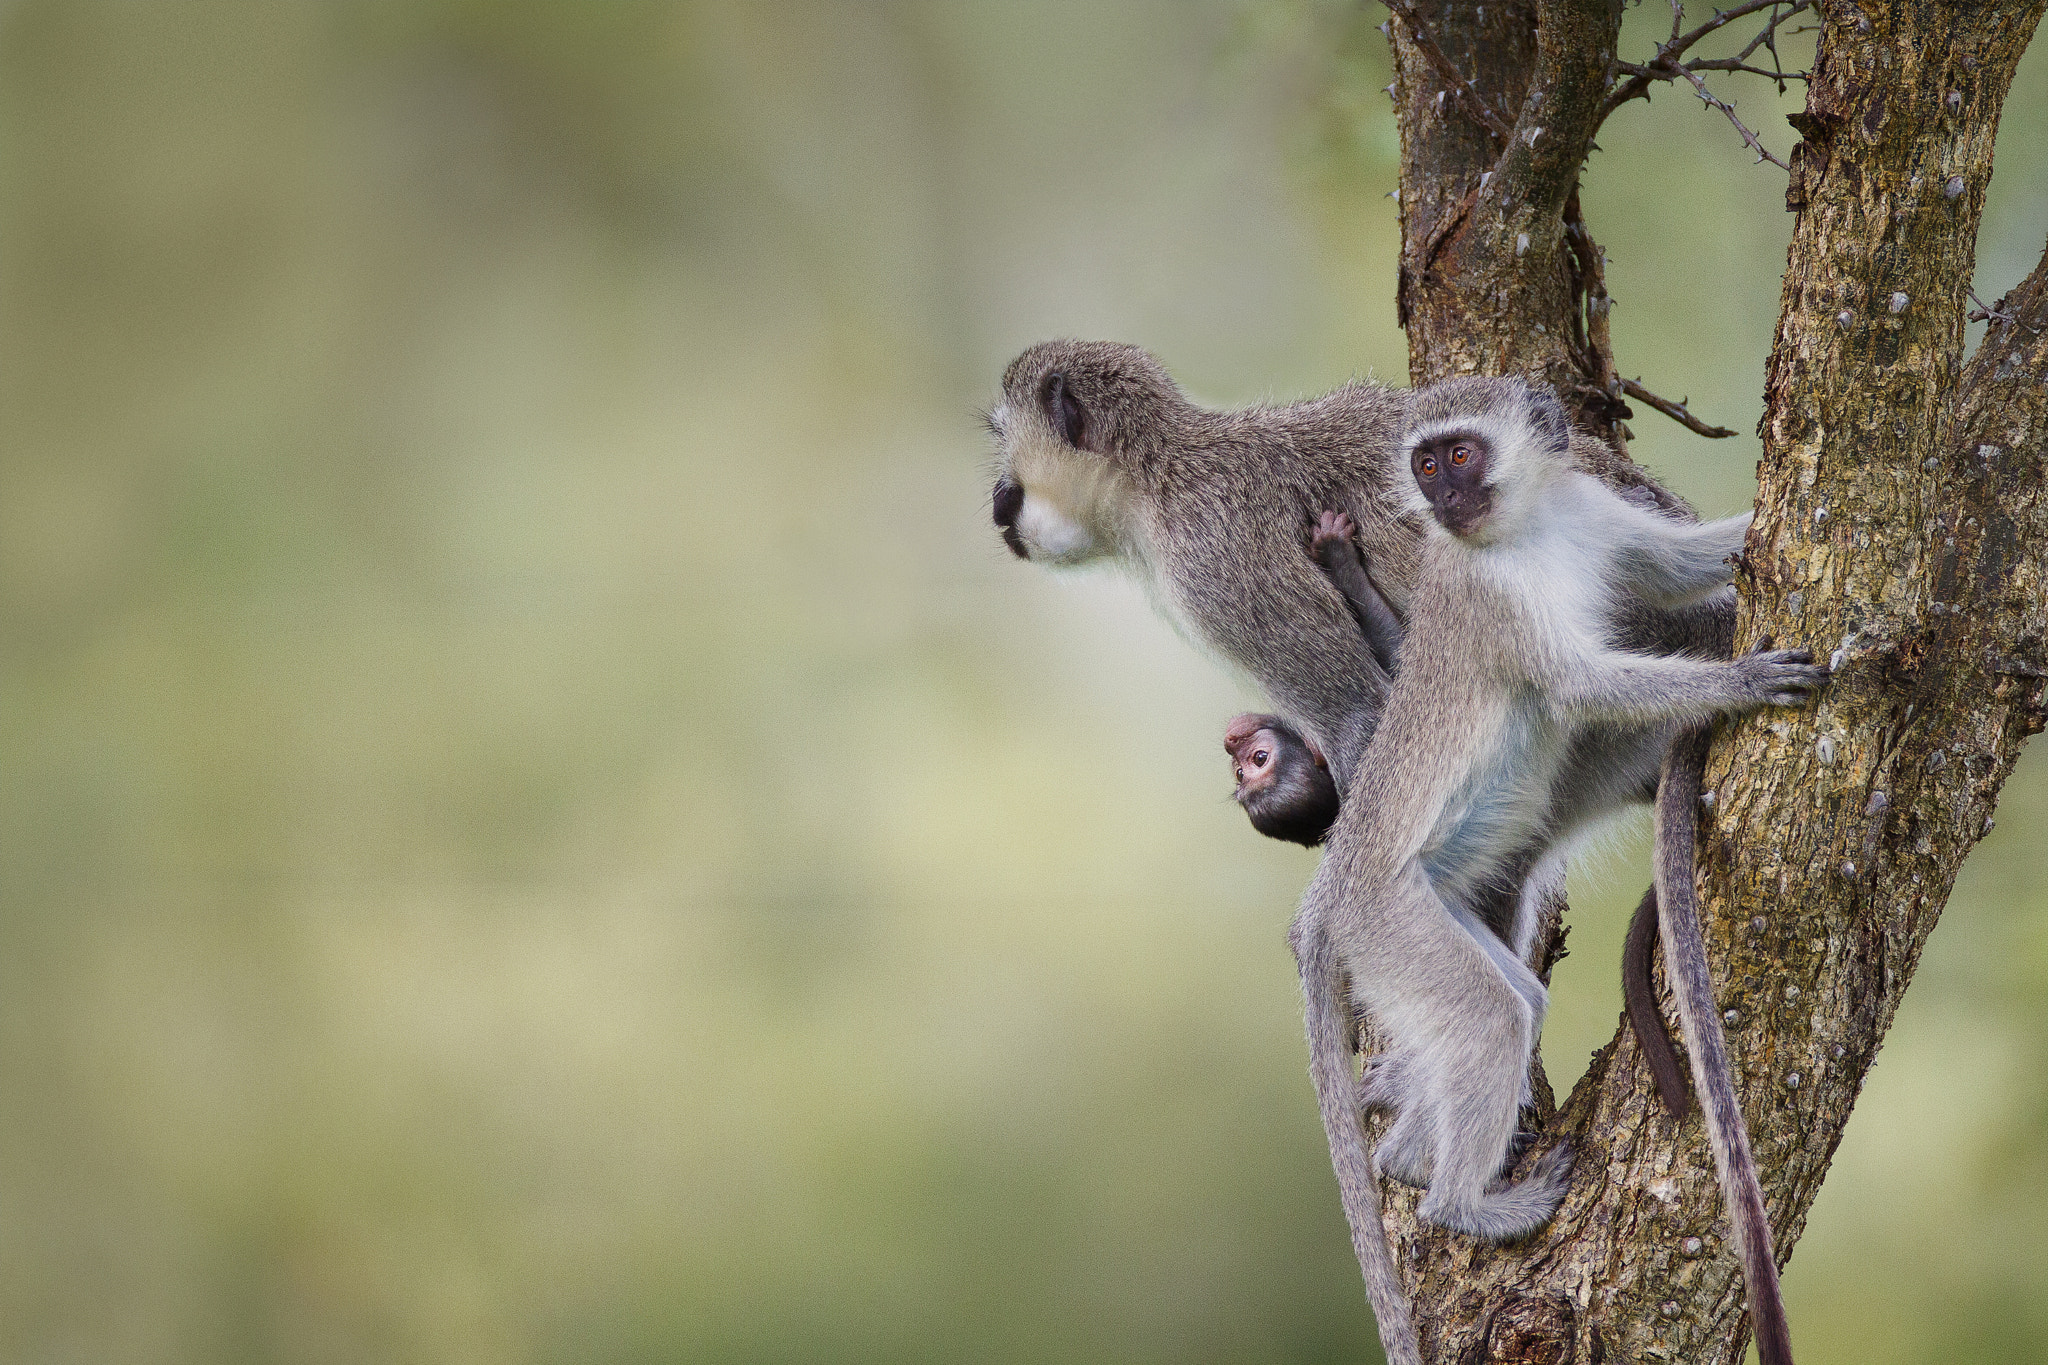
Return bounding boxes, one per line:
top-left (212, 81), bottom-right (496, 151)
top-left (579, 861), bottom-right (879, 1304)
top-left (1373, 1103), bottom-right (1434, 1190)
top-left (1343, 868), bottom-right (1572, 1242)
top-left (1419, 1074), bottom-right (1574, 1242)
top-left (1410, 949), bottom-right (1571, 1241)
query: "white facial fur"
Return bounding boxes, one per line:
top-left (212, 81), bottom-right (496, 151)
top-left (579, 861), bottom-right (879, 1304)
top-left (989, 400), bottom-right (1137, 567)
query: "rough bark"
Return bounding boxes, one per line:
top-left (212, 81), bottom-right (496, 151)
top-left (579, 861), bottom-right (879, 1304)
top-left (1369, 2), bottom-right (2048, 1360)
top-left (1391, 0), bottom-right (1643, 453)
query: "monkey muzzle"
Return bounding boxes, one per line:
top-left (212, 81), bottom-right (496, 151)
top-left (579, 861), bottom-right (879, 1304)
top-left (1431, 483), bottom-right (1494, 539)
top-left (991, 478), bottom-right (1029, 559)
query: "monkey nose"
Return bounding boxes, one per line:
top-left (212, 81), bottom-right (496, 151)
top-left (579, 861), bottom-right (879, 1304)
top-left (991, 479), bottom-right (1029, 559)
top-left (992, 479), bottom-right (1024, 529)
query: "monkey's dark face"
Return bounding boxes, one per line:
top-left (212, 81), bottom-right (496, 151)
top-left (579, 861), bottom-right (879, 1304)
top-left (1410, 431), bottom-right (1494, 538)
top-left (1225, 713), bottom-right (1338, 848)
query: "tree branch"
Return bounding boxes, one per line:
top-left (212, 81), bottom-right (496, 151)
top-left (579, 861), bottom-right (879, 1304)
top-left (1389, 0), bottom-right (1628, 435)
top-left (1601, 0), bottom-right (1812, 124)
top-left (1620, 377), bottom-right (1738, 437)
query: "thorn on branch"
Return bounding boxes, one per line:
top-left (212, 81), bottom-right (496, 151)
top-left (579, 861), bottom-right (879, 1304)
top-left (1619, 378), bottom-right (1737, 437)
top-left (1671, 63), bottom-right (1791, 170)
top-left (1383, 0), bottom-right (1513, 140)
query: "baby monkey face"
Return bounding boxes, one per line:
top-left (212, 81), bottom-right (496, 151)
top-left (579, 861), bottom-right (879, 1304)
top-left (1409, 431), bottom-right (1494, 538)
top-left (1224, 713), bottom-right (1337, 848)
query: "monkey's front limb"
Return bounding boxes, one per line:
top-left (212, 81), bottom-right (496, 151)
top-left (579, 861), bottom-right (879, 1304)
top-left (1613, 508), bottom-right (1753, 606)
top-left (1551, 647), bottom-right (1826, 729)
top-left (1309, 509), bottom-right (1404, 678)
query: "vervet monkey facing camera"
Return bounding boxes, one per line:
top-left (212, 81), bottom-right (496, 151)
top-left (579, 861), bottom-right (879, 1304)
top-left (1292, 376), bottom-right (1817, 1364)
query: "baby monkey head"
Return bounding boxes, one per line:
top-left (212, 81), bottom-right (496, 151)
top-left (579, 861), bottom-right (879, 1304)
top-left (986, 340), bottom-right (1182, 566)
top-left (1224, 712), bottom-right (1339, 848)
top-left (1398, 375), bottom-right (1574, 544)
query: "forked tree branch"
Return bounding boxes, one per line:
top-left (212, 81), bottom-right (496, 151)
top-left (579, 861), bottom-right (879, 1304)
top-left (1373, 1), bottom-right (2048, 1359)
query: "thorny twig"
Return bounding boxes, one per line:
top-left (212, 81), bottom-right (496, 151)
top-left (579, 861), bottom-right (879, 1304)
top-left (1667, 61), bottom-right (1793, 169)
top-left (1600, 0), bottom-right (1812, 125)
top-left (1689, 59), bottom-right (1810, 82)
top-left (1620, 378), bottom-right (1738, 438)
top-left (1382, 0), bottom-right (1513, 140)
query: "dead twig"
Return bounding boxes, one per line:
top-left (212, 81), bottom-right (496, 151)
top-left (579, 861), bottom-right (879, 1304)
top-left (1620, 377), bottom-right (1737, 437)
top-left (1562, 190), bottom-right (1625, 416)
top-left (1968, 287), bottom-right (2035, 332)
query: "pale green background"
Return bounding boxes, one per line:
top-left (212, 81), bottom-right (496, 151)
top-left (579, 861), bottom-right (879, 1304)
top-left (3, 4), bottom-right (2045, 1362)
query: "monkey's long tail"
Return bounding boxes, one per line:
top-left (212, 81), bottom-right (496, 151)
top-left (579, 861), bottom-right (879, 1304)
top-left (1297, 918), bottom-right (1422, 1365)
top-left (1621, 885), bottom-right (1694, 1117)
top-left (1654, 728), bottom-right (1793, 1365)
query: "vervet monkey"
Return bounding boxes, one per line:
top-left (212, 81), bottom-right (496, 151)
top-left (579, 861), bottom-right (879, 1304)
top-left (985, 343), bottom-right (1784, 1363)
top-left (1297, 376), bottom-right (1819, 1360)
top-left (1230, 507), bottom-right (1708, 1114)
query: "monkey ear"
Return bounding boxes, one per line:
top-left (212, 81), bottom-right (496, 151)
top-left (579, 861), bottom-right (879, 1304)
top-left (1524, 385), bottom-right (1572, 453)
top-left (1043, 372), bottom-right (1096, 451)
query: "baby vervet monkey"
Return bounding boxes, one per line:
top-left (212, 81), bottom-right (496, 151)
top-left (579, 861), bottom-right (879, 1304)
top-left (1297, 376), bottom-right (1820, 1363)
top-left (1225, 511), bottom-right (1399, 848)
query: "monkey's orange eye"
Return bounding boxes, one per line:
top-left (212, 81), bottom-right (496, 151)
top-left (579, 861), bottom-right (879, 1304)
top-left (1419, 457), bottom-right (1437, 478)
top-left (1451, 445), bottom-right (1470, 466)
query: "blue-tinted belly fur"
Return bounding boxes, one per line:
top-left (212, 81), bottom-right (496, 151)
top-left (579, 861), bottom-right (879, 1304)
top-left (1418, 694), bottom-right (1560, 907)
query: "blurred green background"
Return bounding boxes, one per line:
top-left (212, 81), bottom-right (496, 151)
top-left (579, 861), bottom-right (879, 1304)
top-left (3, 3), bottom-right (2044, 1362)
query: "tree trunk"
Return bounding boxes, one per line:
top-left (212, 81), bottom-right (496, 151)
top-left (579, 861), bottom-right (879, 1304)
top-left (1373, 1), bottom-right (2048, 1359)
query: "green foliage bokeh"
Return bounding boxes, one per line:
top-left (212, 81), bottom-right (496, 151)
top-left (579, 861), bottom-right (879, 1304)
top-left (2, 3), bottom-right (2044, 1362)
